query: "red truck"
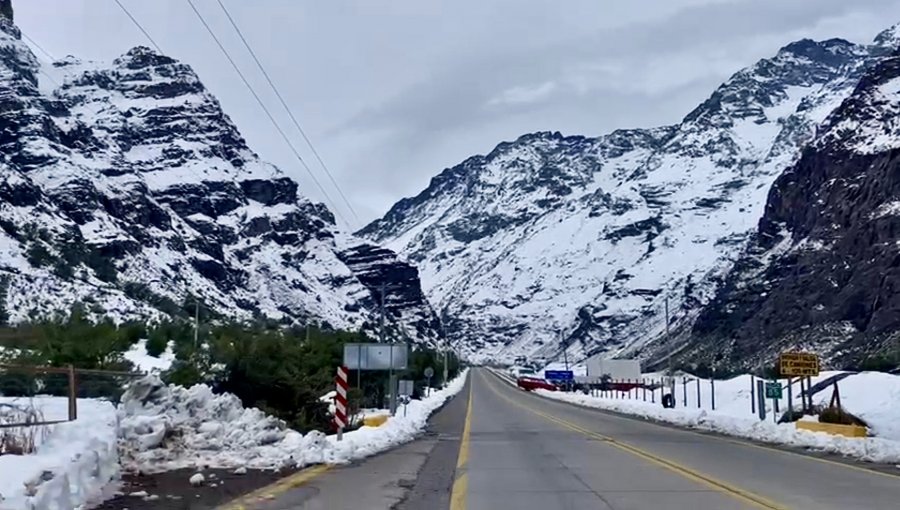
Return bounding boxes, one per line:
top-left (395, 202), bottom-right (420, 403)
top-left (517, 376), bottom-right (558, 392)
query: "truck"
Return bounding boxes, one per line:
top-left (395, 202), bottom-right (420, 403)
top-left (585, 357), bottom-right (641, 380)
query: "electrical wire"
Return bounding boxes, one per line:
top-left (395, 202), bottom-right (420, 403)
top-left (112, 0), bottom-right (163, 54)
top-left (215, 0), bottom-right (362, 227)
top-left (21, 32), bottom-right (54, 61)
top-left (184, 0), bottom-right (349, 228)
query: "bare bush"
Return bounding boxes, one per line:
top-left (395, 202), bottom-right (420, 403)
top-left (0, 402), bottom-right (50, 455)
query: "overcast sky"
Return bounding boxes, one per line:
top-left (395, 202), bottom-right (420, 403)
top-left (14, 0), bottom-right (900, 230)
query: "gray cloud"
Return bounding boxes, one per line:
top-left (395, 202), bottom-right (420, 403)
top-left (13, 0), bottom-right (900, 227)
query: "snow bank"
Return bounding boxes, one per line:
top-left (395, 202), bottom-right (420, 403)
top-left (118, 369), bottom-right (469, 473)
top-left (511, 369), bottom-right (900, 464)
top-left (0, 397), bottom-right (118, 510)
top-left (123, 339), bottom-right (175, 374)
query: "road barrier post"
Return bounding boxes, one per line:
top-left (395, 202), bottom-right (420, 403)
top-left (67, 364), bottom-right (77, 421)
top-left (787, 377), bottom-right (793, 417)
top-left (751, 375), bottom-right (756, 414)
top-left (334, 366), bottom-right (349, 441)
top-left (806, 375), bottom-right (813, 410)
top-left (642, 379), bottom-right (647, 401)
top-left (710, 378), bottom-right (716, 410)
top-left (651, 380), bottom-right (656, 403)
top-left (696, 378), bottom-right (701, 409)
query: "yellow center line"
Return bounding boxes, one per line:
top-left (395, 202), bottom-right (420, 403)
top-left (490, 367), bottom-right (900, 481)
top-left (481, 370), bottom-right (788, 510)
top-left (450, 372), bottom-right (474, 510)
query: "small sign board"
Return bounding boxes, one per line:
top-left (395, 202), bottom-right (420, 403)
top-left (779, 352), bottom-right (819, 377)
top-left (765, 382), bottom-right (783, 399)
top-left (544, 370), bottom-right (574, 381)
top-left (343, 343), bottom-right (408, 370)
top-left (398, 379), bottom-right (414, 397)
top-left (424, 367), bottom-right (434, 379)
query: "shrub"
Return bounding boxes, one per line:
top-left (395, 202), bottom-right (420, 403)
top-left (145, 328), bottom-right (168, 357)
top-left (0, 403), bottom-right (50, 455)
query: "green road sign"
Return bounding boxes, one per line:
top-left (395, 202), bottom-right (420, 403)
top-left (765, 382), bottom-right (782, 399)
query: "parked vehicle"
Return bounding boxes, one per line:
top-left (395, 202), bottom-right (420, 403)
top-left (517, 376), bottom-right (558, 392)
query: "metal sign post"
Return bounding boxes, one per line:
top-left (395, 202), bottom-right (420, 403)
top-left (424, 367), bottom-right (434, 397)
top-left (398, 380), bottom-right (414, 417)
top-left (756, 380), bottom-right (766, 421)
top-left (764, 381), bottom-right (782, 423)
top-left (343, 343), bottom-right (409, 415)
top-left (787, 377), bottom-right (793, 417)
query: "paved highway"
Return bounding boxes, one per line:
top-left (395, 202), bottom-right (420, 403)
top-left (451, 368), bottom-right (900, 510)
top-left (226, 368), bottom-right (900, 509)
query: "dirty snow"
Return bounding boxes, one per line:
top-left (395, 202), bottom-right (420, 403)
top-left (118, 369), bottom-right (469, 473)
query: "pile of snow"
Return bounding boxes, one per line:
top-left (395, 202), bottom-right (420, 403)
top-left (123, 339), bottom-right (175, 374)
top-left (514, 370), bottom-right (900, 463)
top-left (0, 397), bottom-right (118, 510)
top-left (119, 369), bottom-right (468, 472)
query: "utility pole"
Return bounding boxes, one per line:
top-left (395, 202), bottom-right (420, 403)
top-left (665, 295), bottom-right (673, 397)
top-left (193, 299), bottom-right (200, 349)
top-left (381, 282), bottom-right (397, 415)
top-left (562, 332), bottom-right (570, 372)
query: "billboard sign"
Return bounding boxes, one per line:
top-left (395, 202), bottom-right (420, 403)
top-left (779, 352), bottom-right (819, 377)
top-left (544, 370), bottom-right (574, 381)
top-left (343, 343), bottom-right (408, 370)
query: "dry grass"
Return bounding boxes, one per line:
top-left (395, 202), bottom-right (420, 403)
top-left (0, 402), bottom-right (50, 455)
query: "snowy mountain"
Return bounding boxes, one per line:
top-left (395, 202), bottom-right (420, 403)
top-left (361, 28), bottom-right (900, 364)
top-left (681, 45), bottom-right (900, 371)
top-left (0, 12), bottom-right (439, 342)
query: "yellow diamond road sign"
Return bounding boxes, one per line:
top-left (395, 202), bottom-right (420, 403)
top-left (779, 352), bottom-right (820, 376)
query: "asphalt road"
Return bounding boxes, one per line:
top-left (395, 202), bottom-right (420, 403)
top-left (218, 368), bottom-right (900, 509)
top-left (220, 377), bottom-right (470, 510)
top-left (457, 368), bottom-right (900, 510)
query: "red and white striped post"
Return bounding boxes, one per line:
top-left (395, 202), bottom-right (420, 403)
top-left (335, 366), bottom-right (349, 441)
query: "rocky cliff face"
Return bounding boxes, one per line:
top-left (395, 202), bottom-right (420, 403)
top-left (0, 16), bottom-right (439, 342)
top-left (362, 28), bottom-right (900, 364)
top-left (682, 47), bottom-right (900, 371)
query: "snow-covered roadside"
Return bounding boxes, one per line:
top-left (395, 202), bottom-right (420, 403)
top-left (0, 397), bottom-right (118, 510)
top-left (119, 369), bottom-right (469, 473)
top-left (535, 389), bottom-right (900, 464)
top-left (493, 368), bottom-right (900, 463)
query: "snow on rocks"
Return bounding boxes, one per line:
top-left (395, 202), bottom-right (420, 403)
top-left (118, 370), bottom-right (469, 473)
top-left (188, 473), bottom-right (205, 487)
top-left (0, 397), bottom-right (118, 510)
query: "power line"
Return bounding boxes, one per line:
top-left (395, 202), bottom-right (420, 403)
top-left (112, 0), bottom-right (163, 54)
top-left (21, 32), bottom-right (54, 61)
top-left (185, 0), bottom-right (349, 228)
top-left (19, 32), bottom-right (60, 87)
top-left (215, 0), bottom-right (362, 227)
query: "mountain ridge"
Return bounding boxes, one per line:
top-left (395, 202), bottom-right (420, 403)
top-left (361, 25), bottom-right (900, 365)
top-left (0, 16), bottom-right (439, 343)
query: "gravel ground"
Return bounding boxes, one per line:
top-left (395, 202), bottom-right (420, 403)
top-left (92, 467), bottom-right (299, 510)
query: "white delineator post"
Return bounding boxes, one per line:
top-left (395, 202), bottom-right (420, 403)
top-left (335, 366), bottom-right (349, 441)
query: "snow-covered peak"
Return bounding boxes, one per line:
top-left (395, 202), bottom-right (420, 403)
top-left (0, 19), bottom-right (440, 342)
top-left (816, 49), bottom-right (900, 155)
top-left (361, 30), bottom-right (889, 365)
top-left (872, 23), bottom-right (900, 53)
